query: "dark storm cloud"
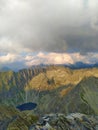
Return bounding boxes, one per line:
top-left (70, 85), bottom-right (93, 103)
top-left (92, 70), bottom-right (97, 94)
top-left (65, 31), bottom-right (98, 53)
top-left (0, 0), bottom-right (98, 54)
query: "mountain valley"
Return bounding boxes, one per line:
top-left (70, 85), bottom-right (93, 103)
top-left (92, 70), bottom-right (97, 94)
top-left (0, 65), bottom-right (98, 115)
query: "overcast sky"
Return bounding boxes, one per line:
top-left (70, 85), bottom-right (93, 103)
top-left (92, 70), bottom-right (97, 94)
top-left (0, 0), bottom-right (98, 69)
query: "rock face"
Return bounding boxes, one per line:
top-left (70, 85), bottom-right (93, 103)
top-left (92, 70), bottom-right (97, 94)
top-left (0, 67), bottom-right (47, 105)
top-left (30, 113), bottom-right (98, 130)
top-left (0, 66), bottom-right (98, 115)
top-left (0, 105), bottom-right (98, 130)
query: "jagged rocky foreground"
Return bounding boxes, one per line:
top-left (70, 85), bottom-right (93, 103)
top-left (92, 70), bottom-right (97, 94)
top-left (30, 113), bottom-right (98, 130)
top-left (7, 113), bottom-right (98, 130)
top-left (0, 105), bottom-right (98, 130)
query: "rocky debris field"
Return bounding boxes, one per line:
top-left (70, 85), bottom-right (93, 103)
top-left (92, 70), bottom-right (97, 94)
top-left (0, 105), bottom-right (98, 130)
top-left (30, 113), bottom-right (98, 130)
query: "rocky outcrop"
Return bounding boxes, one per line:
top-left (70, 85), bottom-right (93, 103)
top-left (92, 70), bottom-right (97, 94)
top-left (0, 105), bottom-right (98, 130)
top-left (0, 67), bottom-right (47, 105)
top-left (30, 113), bottom-right (98, 130)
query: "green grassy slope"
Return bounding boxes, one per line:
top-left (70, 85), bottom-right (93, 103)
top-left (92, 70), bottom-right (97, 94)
top-left (0, 66), bottom-right (98, 115)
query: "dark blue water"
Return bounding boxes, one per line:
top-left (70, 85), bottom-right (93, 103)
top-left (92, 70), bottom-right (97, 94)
top-left (16, 102), bottom-right (37, 111)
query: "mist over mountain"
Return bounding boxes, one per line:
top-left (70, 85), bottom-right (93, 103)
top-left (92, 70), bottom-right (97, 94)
top-left (1, 62), bottom-right (98, 72)
top-left (0, 66), bottom-right (11, 72)
top-left (66, 62), bottom-right (98, 69)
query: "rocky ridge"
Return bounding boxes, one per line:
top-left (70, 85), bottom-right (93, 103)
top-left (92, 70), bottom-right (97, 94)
top-left (0, 66), bottom-right (98, 123)
top-left (0, 105), bottom-right (98, 130)
top-left (31, 113), bottom-right (98, 130)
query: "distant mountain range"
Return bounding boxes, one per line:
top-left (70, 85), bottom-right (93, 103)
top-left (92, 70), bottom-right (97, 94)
top-left (0, 62), bottom-right (98, 72)
top-left (0, 66), bottom-right (11, 72)
top-left (30, 62), bottom-right (98, 69)
top-left (67, 62), bottom-right (98, 69)
top-left (0, 65), bottom-right (98, 115)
